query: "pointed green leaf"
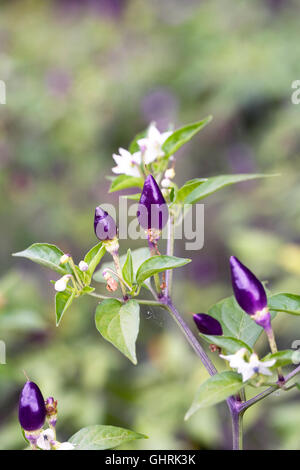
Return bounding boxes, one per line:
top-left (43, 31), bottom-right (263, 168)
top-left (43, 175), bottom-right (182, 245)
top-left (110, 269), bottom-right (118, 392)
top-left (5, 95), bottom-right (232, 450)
top-left (185, 371), bottom-right (243, 420)
top-left (162, 116), bottom-right (212, 157)
top-left (55, 290), bottom-right (75, 326)
top-left (12, 243), bottom-right (71, 275)
top-left (109, 175), bottom-right (144, 193)
top-left (122, 249), bottom-right (134, 287)
top-left (175, 178), bottom-right (207, 204)
top-left (69, 425), bottom-right (147, 450)
top-left (95, 299), bottom-right (140, 364)
top-left (136, 255), bottom-right (191, 284)
top-left (269, 293), bottom-right (300, 316)
top-left (185, 174), bottom-right (275, 205)
top-left (200, 334), bottom-right (252, 354)
top-left (208, 296), bottom-right (265, 348)
top-left (84, 242), bottom-right (106, 278)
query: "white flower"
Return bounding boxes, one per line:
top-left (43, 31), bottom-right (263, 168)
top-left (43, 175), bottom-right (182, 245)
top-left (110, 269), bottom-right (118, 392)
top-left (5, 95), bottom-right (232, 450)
top-left (220, 348), bottom-right (276, 382)
top-left (137, 123), bottom-right (172, 164)
top-left (112, 148), bottom-right (141, 177)
top-left (78, 260), bottom-right (88, 272)
top-left (54, 274), bottom-right (72, 292)
top-left (37, 428), bottom-right (55, 450)
top-left (56, 442), bottom-right (75, 450)
top-left (161, 178), bottom-right (172, 188)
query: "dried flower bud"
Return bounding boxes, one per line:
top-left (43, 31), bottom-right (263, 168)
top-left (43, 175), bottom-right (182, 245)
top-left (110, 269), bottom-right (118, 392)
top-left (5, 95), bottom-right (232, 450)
top-left (137, 174), bottom-right (168, 231)
top-left (193, 313), bottom-right (223, 336)
top-left (94, 206), bottom-right (117, 241)
top-left (19, 381), bottom-right (46, 432)
top-left (230, 256), bottom-right (267, 316)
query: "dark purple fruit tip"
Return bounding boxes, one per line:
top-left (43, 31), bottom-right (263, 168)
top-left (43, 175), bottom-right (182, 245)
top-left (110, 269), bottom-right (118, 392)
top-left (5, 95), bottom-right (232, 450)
top-left (18, 381), bottom-right (46, 432)
top-left (137, 174), bottom-right (168, 231)
top-left (193, 313), bottom-right (223, 336)
top-left (229, 256), bottom-right (267, 316)
top-left (94, 206), bottom-right (117, 241)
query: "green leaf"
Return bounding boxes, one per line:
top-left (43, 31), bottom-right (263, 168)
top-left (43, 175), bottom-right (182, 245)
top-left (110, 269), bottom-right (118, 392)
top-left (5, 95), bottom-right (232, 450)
top-left (122, 249), bottom-right (134, 287)
top-left (69, 425), bottom-right (147, 450)
top-left (55, 290), bottom-right (75, 326)
top-left (84, 243), bottom-right (106, 278)
top-left (95, 299), bottom-right (140, 364)
top-left (184, 174), bottom-right (274, 205)
top-left (200, 334), bottom-right (252, 354)
top-left (136, 255), bottom-right (191, 284)
top-left (109, 175), bottom-right (144, 193)
top-left (162, 116), bottom-right (212, 157)
top-left (208, 296), bottom-right (266, 348)
top-left (185, 371), bottom-right (243, 420)
top-left (262, 350), bottom-right (300, 368)
top-left (269, 293), bottom-right (300, 316)
top-left (12, 243), bottom-right (71, 275)
top-left (175, 178), bottom-right (207, 204)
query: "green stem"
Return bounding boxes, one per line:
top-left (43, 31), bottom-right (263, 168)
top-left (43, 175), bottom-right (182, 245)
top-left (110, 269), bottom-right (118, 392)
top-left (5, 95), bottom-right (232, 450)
top-left (112, 252), bottom-right (127, 300)
top-left (231, 410), bottom-right (244, 450)
top-left (88, 291), bottom-right (165, 307)
top-left (265, 324), bottom-right (284, 383)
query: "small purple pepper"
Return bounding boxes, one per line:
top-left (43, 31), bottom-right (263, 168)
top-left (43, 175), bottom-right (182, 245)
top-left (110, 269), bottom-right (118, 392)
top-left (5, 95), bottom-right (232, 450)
top-left (19, 381), bottom-right (46, 431)
top-left (230, 256), bottom-right (267, 315)
top-left (193, 313), bottom-right (223, 336)
top-left (94, 206), bottom-right (117, 241)
top-left (137, 175), bottom-right (168, 231)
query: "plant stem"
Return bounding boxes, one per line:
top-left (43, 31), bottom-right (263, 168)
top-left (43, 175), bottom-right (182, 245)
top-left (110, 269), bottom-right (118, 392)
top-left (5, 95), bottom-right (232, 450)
top-left (231, 408), bottom-right (244, 450)
top-left (240, 363), bottom-right (300, 412)
top-left (165, 215), bottom-right (175, 296)
top-left (164, 297), bottom-right (217, 376)
top-left (112, 252), bottom-right (128, 300)
top-left (265, 324), bottom-right (284, 383)
top-left (88, 291), bottom-right (164, 307)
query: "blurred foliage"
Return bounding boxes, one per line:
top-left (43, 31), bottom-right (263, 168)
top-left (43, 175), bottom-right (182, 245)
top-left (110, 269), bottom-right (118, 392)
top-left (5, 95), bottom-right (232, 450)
top-left (1, 0), bottom-right (300, 449)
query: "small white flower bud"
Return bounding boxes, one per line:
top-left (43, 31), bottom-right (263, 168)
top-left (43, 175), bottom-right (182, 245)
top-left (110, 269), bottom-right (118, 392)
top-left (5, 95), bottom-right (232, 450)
top-left (78, 261), bottom-right (89, 272)
top-left (60, 254), bottom-right (70, 265)
top-left (165, 168), bottom-right (175, 179)
top-left (54, 275), bottom-right (71, 292)
top-left (161, 178), bottom-right (171, 188)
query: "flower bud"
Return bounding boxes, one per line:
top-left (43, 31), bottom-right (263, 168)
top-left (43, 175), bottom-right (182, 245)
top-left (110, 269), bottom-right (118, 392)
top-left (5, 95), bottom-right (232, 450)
top-left (59, 254), bottom-right (70, 265)
top-left (78, 260), bottom-right (88, 272)
top-left (19, 381), bottom-right (46, 432)
top-left (230, 256), bottom-right (267, 316)
top-left (54, 274), bottom-right (71, 292)
top-left (165, 168), bottom-right (175, 179)
top-left (193, 313), bottom-right (223, 336)
top-left (94, 206), bottom-right (117, 241)
top-left (137, 174), bottom-right (168, 231)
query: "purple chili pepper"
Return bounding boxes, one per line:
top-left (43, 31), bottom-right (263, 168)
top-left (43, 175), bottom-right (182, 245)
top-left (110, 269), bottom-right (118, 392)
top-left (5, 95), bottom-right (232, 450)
top-left (137, 175), bottom-right (168, 231)
top-left (230, 256), bottom-right (268, 316)
top-left (193, 313), bottom-right (223, 336)
top-left (94, 206), bottom-right (117, 241)
top-left (19, 381), bottom-right (46, 431)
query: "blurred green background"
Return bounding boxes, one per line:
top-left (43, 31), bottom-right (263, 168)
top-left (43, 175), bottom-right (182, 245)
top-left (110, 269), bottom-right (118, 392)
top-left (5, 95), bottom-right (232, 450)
top-left (1, 0), bottom-right (300, 450)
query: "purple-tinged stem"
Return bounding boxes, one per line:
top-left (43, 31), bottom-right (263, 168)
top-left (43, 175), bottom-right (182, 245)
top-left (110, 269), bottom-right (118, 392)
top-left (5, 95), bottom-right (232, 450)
top-left (231, 408), bottom-right (244, 450)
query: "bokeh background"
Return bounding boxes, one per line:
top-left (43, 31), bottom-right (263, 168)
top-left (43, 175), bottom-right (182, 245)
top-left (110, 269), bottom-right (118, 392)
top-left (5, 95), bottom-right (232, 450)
top-left (1, 0), bottom-right (300, 450)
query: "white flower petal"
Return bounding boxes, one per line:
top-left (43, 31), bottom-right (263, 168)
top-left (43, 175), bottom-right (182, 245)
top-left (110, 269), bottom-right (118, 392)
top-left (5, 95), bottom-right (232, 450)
top-left (37, 429), bottom-right (55, 450)
top-left (54, 275), bottom-right (70, 292)
top-left (57, 442), bottom-right (75, 450)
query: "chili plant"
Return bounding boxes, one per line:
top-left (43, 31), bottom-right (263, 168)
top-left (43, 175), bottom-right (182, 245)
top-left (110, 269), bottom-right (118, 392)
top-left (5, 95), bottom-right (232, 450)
top-left (13, 117), bottom-right (300, 450)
